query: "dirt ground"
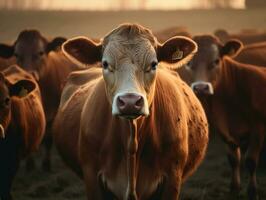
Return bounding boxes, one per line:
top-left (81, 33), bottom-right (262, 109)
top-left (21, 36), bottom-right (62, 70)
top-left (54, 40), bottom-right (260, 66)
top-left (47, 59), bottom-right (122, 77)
top-left (1, 9), bottom-right (266, 200)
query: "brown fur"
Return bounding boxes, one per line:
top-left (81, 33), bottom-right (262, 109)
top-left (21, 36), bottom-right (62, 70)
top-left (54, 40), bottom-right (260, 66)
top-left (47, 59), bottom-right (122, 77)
top-left (0, 29), bottom-right (82, 171)
top-left (154, 26), bottom-right (191, 43)
top-left (0, 65), bottom-right (45, 199)
top-left (54, 24), bottom-right (208, 200)
top-left (3, 65), bottom-right (46, 153)
top-left (178, 34), bottom-right (266, 200)
top-left (215, 29), bottom-right (266, 45)
top-left (235, 42), bottom-right (266, 67)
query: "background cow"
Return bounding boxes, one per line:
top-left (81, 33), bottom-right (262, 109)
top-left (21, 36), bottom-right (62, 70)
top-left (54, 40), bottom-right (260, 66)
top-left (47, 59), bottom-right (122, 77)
top-left (234, 42), bottom-right (266, 67)
top-left (0, 30), bottom-right (80, 171)
top-left (0, 65), bottom-right (45, 200)
top-left (178, 35), bottom-right (266, 200)
top-left (154, 26), bottom-right (191, 43)
top-left (214, 29), bottom-right (266, 45)
top-left (53, 24), bottom-right (208, 200)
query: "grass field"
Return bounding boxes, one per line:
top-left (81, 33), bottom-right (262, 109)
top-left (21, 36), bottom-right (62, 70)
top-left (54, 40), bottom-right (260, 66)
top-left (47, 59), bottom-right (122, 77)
top-left (1, 8), bottom-right (266, 200)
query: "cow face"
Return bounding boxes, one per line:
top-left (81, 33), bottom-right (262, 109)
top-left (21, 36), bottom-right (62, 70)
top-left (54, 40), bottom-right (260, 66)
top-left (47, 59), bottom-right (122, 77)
top-left (0, 73), bottom-right (35, 139)
top-left (184, 35), bottom-right (243, 95)
top-left (62, 24), bottom-right (197, 119)
top-left (0, 30), bottom-right (66, 80)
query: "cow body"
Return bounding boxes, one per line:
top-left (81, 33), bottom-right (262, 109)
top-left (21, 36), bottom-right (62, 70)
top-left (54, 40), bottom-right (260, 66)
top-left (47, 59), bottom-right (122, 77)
top-left (0, 65), bottom-right (45, 200)
top-left (235, 42), bottom-right (266, 67)
top-left (55, 67), bottom-right (208, 200)
top-left (180, 35), bottom-right (266, 200)
top-left (0, 30), bottom-right (80, 171)
top-left (54, 24), bottom-right (208, 200)
top-left (215, 29), bottom-right (266, 45)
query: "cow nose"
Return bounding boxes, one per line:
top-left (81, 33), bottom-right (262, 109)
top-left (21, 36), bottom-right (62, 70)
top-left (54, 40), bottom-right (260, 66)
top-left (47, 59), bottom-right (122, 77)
top-left (192, 83), bottom-right (213, 95)
top-left (117, 93), bottom-right (144, 118)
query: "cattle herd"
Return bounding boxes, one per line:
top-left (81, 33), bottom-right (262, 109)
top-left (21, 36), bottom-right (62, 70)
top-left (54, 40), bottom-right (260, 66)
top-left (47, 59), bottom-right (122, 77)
top-left (0, 23), bottom-right (265, 200)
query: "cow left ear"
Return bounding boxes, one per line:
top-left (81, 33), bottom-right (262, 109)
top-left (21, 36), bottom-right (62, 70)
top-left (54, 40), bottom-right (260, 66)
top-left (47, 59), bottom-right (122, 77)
top-left (46, 37), bottom-right (67, 53)
top-left (157, 36), bottom-right (197, 69)
top-left (0, 43), bottom-right (14, 58)
top-left (9, 79), bottom-right (36, 98)
top-left (220, 39), bottom-right (243, 57)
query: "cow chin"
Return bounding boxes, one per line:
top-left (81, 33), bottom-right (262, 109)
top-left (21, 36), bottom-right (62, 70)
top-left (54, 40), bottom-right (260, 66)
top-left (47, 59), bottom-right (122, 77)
top-left (0, 124), bottom-right (5, 139)
top-left (191, 81), bottom-right (214, 96)
top-left (112, 92), bottom-right (149, 119)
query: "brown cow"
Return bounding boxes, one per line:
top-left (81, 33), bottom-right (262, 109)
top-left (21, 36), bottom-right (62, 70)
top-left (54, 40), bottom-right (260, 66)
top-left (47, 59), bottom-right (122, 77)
top-left (214, 29), bottom-right (266, 45)
top-left (154, 26), bottom-right (191, 43)
top-left (0, 29), bottom-right (80, 171)
top-left (53, 24), bottom-right (208, 200)
top-left (234, 41), bottom-right (266, 67)
top-left (179, 35), bottom-right (266, 200)
top-left (0, 65), bottom-right (45, 200)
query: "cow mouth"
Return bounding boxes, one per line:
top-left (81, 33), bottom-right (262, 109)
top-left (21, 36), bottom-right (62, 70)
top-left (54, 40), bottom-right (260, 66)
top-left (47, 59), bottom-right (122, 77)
top-left (118, 113), bottom-right (146, 120)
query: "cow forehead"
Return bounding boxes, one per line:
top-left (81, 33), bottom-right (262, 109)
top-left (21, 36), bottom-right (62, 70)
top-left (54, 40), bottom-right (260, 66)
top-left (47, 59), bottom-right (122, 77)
top-left (196, 43), bottom-right (220, 61)
top-left (15, 37), bottom-right (46, 54)
top-left (103, 37), bottom-right (156, 67)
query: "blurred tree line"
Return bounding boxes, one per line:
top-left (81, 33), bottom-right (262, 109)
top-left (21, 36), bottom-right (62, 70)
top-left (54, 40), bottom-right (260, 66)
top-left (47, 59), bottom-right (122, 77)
top-left (0, 0), bottom-right (265, 10)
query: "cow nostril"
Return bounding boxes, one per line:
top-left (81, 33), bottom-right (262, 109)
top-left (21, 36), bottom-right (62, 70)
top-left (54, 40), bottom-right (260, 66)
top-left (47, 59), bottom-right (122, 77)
top-left (117, 96), bottom-right (126, 108)
top-left (135, 96), bottom-right (144, 108)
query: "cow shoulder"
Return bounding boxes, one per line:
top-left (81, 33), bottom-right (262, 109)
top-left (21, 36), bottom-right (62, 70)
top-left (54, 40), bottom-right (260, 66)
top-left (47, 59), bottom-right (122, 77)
top-left (59, 67), bottom-right (102, 109)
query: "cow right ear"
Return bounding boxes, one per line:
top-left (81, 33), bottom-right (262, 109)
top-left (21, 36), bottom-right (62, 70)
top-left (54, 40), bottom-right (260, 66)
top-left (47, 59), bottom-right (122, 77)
top-left (62, 37), bottom-right (102, 68)
top-left (220, 39), bottom-right (243, 57)
top-left (9, 79), bottom-right (36, 98)
top-left (0, 44), bottom-right (14, 58)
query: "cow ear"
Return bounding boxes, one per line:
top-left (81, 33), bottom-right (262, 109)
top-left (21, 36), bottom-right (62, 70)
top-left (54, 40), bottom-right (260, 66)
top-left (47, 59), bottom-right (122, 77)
top-left (9, 79), bottom-right (35, 98)
top-left (0, 44), bottom-right (14, 58)
top-left (0, 72), bottom-right (5, 83)
top-left (46, 37), bottom-right (67, 53)
top-left (157, 36), bottom-right (197, 69)
top-left (62, 36), bottom-right (102, 68)
top-left (220, 39), bottom-right (243, 57)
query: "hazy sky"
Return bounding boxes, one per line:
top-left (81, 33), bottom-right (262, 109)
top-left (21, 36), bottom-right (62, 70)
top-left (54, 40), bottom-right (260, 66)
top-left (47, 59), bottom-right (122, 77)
top-left (39, 0), bottom-right (245, 10)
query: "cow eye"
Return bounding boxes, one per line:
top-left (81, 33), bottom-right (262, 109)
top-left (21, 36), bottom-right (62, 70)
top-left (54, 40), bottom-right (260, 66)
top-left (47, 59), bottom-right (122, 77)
top-left (186, 61), bottom-right (193, 70)
top-left (145, 61), bottom-right (158, 73)
top-left (214, 59), bottom-right (220, 65)
top-left (102, 60), bottom-right (114, 72)
top-left (39, 51), bottom-right (45, 56)
top-left (102, 60), bottom-right (109, 69)
top-left (14, 53), bottom-right (19, 58)
top-left (209, 59), bottom-right (220, 70)
top-left (4, 97), bottom-right (10, 106)
top-left (151, 61), bottom-right (158, 70)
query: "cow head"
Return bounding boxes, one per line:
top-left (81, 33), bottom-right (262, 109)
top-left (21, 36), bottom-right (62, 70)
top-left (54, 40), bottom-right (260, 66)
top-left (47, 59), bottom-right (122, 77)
top-left (62, 24), bottom-right (197, 119)
top-left (0, 30), bottom-right (66, 80)
top-left (183, 35), bottom-right (243, 95)
top-left (0, 72), bottom-right (36, 139)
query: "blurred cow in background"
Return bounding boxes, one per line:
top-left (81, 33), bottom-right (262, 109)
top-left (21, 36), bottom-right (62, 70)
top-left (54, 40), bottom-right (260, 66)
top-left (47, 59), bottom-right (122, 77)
top-left (178, 34), bottom-right (266, 200)
top-left (0, 29), bottom-right (81, 171)
top-left (215, 29), bottom-right (266, 45)
top-left (0, 65), bottom-right (45, 200)
top-left (154, 26), bottom-right (191, 43)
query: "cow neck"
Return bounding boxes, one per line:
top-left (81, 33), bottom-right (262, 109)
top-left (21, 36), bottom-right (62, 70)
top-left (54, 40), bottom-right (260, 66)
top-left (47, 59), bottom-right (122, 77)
top-left (215, 57), bottom-right (238, 101)
top-left (125, 119), bottom-right (138, 200)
